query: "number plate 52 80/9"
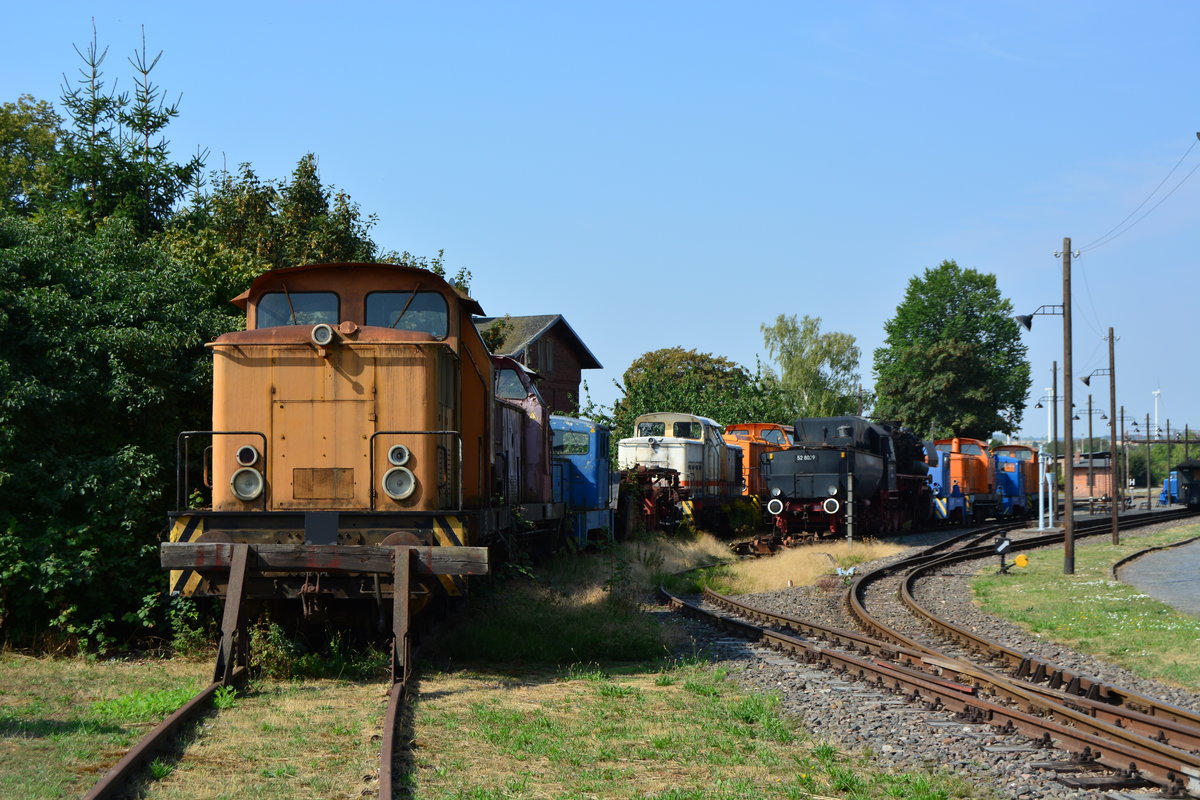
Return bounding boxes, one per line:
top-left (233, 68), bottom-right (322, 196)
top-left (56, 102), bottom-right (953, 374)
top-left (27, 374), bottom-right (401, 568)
top-left (794, 453), bottom-right (817, 462)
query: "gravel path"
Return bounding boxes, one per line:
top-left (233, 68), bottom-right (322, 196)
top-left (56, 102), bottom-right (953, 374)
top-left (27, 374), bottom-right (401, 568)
top-left (653, 519), bottom-right (1200, 800)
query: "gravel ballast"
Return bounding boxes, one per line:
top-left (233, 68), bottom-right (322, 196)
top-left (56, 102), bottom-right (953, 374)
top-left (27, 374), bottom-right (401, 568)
top-left (656, 520), bottom-right (1200, 800)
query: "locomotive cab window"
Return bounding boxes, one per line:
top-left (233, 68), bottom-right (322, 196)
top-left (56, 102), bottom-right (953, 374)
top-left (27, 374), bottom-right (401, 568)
top-left (366, 291), bottom-right (449, 338)
top-left (256, 292), bottom-right (339, 328)
top-left (496, 368), bottom-right (542, 401)
top-left (553, 430), bottom-right (590, 455)
top-left (672, 421), bottom-right (702, 439)
top-left (762, 428), bottom-right (790, 446)
top-left (960, 443), bottom-right (984, 456)
top-left (637, 421), bottom-right (666, 437)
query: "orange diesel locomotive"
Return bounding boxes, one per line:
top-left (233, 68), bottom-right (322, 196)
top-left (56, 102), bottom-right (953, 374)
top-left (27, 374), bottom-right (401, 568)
top-left (165, 263), bottom-right (551, 615)
top-left (722, 423), bottom-right (793, 498)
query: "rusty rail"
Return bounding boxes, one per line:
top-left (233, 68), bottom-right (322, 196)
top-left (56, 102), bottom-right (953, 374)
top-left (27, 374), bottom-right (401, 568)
top-left (839, 508), bottom-right (1200, 794)
top-left (668, 584), bottom-right (1200, 796)
top-left (886, 510), bottom-right (1200, 724)
top-left (84, 542), bottom-right (486, 799)
top-left (82, 668), bottom-right (247, 800)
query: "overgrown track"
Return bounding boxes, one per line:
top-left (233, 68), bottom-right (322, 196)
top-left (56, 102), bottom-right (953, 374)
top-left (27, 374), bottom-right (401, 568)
top-left (82, 541), bottom-right (457, 799)
top-left (663, 509), bottom-right (1200, 796)
top-left (81, 669), bottom-right (411, 799)
top-left (82, 669), bottom-right (248, 800)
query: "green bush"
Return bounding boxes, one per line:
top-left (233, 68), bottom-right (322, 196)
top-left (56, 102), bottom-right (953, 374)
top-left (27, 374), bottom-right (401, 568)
top-left (0, 216), bottom-right (228, 650)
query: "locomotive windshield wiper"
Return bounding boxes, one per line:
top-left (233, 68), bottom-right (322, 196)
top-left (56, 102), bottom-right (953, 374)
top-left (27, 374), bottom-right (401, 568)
top-left (391, 283), bottom-right (423, 328)
top-left (281, 282), bottom-right (298, 325)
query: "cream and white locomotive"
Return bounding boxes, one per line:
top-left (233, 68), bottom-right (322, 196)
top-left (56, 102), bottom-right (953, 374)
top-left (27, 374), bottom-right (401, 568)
top-left (617, 412), bottom-right (742, 528)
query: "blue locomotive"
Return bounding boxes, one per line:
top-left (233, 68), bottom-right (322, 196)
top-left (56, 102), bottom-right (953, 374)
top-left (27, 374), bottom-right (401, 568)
top-left (550, 415), bottom-right (617, 546)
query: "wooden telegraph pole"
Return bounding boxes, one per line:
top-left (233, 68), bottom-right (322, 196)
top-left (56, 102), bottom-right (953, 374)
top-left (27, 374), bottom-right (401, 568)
top-left (1060, 239), bottom-right (1076, 574)
top-left (1108, 328), bottom-right (1119, 544)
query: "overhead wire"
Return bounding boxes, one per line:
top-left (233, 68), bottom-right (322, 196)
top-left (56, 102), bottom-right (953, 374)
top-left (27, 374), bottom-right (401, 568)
top-left (1078, 133), bottom-right (1200, 253)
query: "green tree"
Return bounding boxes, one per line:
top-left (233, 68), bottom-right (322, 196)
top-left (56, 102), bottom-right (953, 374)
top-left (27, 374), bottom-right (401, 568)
top-left (0, 215), bottom-right (230, 649)
top-left (162, 155), bottom-right (379, 306)
top-left (0, 95), bottom-right (62, 215)
top-left (761, 314), bottom-right (861, 416)
top-left (52, 28), bottom-right (204, 235)
top-left (609, 347), bottom-right (792, 439)
top-left (872, 259), bottom-right (1030, 439)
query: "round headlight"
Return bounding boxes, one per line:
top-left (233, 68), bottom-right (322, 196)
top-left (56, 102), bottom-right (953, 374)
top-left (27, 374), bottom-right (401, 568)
top-left (770, 487), bottom-right (782, 498)
top-left (231, 467), bottom-right (264, 501)
top-left (766, 498), bottom-right (784, 516)
top-left (822, 497), bottom-right (840, 515)
top-left (235, 445), bottom-right (260, 467)
top-left (387, 444), bottom-right (411, 466)
top-left (311, 323), bottom-right (334, 346)
top-left (382, 466), bottom-right (416, 500)
top-left (827, 484), bottom-right (839, 496)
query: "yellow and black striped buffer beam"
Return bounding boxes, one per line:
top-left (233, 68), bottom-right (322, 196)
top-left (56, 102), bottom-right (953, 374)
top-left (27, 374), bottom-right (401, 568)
top-left (431, 516), bottom-right (469, 595)
top-left (168, 515), bottom-right (205, 595)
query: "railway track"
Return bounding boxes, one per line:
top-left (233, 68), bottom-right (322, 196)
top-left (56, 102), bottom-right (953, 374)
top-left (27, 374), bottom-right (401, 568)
top-left (81, 543), bottom-right (471, 800)
top-left (663, 510), bottom-right (1200, 796)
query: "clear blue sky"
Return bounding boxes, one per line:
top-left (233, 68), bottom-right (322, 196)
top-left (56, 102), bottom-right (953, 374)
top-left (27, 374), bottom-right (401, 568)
top-left (5, 1), bottom-right (1198, 442)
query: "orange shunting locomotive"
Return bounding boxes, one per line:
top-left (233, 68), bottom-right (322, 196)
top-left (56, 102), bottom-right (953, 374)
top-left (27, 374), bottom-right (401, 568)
top-left (167, 262), bottom-right (500, 613)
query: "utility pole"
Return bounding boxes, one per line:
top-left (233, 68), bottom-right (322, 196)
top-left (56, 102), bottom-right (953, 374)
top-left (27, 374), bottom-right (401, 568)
top-left (1108, 328), bottom-right (1118, 544)
top-left (1059, 239), bottom-right (1076, 574)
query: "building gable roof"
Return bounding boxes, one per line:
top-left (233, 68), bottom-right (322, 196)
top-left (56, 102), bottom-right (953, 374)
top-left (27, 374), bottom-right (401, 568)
top-left (473, 314), bottom-right (602, 370)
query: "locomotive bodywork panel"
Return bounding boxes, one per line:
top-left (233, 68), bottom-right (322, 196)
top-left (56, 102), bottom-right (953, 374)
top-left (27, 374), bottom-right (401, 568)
top-left (491, 356), bottom-right (553, 505)
top-left (212, 340), bottom-right (459, 512)
top-left (933, 436), bottom-right (997, 518)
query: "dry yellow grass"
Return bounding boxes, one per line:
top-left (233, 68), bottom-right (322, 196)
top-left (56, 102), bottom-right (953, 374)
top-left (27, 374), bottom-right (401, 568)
top-left (141, 678), bottom-right (384, 800)
top-left (718, 539), bottom-right (907, 594)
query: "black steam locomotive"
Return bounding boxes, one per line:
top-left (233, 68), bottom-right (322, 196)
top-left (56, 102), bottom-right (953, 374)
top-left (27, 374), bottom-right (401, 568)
top-left (761, 416), bottom-right (931, 537)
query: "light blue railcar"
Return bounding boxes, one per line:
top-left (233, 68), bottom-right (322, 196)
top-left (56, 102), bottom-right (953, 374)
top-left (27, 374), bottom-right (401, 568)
top-left (550, 415), bottom-right (616, 547)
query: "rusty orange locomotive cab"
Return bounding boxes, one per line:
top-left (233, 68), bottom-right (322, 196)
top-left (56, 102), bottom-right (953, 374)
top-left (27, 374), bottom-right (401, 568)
top-left (168, 263), bottom-right (497, 604)
top-left (722, 423), bottom-right (793, 497)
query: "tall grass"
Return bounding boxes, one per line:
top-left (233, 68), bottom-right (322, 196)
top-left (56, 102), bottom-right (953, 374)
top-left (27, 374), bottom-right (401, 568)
top-left (427, 533), bottom-right (731, 665)
top-left (684, 539), bottom-right (906, 595)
